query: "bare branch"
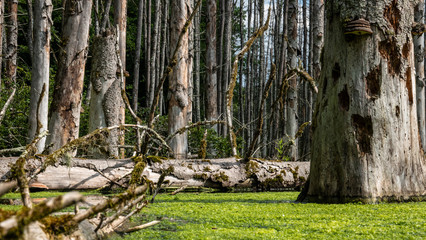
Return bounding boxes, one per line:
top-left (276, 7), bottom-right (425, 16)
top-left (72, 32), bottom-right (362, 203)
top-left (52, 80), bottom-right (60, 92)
top-left (226, 7), bottom-right (271, 156)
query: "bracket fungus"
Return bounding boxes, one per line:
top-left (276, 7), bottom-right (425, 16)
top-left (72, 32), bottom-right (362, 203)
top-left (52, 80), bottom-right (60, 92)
top-left (344, 18), bottom-right (373, 36)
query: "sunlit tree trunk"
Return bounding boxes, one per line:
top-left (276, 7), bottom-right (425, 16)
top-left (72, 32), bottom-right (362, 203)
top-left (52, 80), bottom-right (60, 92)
top-left (168, 0), bottom-right (189, 159)
top-left (88, 31), bottom-right (122, 157)
top-left (415, 2), bottom-right (425, 150)
top-left (285, 0), bottom-right (298, 160)
top-left (47, 0), bottom-right (92, 152)
top-left (28, 0), bottom-right (52, 153)
top-left (306, 0), bottom-right (426, 203)
top-left (206, 0), bottom-right (218, 126)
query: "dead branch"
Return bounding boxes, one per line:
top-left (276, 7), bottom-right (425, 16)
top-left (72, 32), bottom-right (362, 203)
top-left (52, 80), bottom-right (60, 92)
top-left (71, 162), bottom-right (126, 188)
top-left (0, 191), bottom-right (83, 238)
top-left (171, 185), bottom-right (188, 195)
top-left (123, 220), bottom-right (161, 233)
top-left (0, 181), bottom-right (17, 197)
top-left (73, 183), bottom-right (148, 223)
top-left (0, 87), bottom-right (16, 126)
top-left (245, 63), bottom-right (276, 160)
top-left (0, 146), bottom-right (25, 155)
top-left (100, 195), bottom-right (146, 231)
top-left (226, 7), bottom-right (271, 156)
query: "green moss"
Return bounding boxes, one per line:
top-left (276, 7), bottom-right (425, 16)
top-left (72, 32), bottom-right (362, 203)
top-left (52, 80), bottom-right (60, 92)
top-left (203, 166), bottom-right (211, 172)
top-left (245, 160), bottom-right (260, 177)
top-left (118, 192), bottom-right (426, 240)
top-left (213, 172), bottom-right (229, 182)
top-left (147, 155), bottom-right (166, 163)
top-left (40, 214), bottom-right (76, 236)
top-left (194, 173), bottom-right (208, 180)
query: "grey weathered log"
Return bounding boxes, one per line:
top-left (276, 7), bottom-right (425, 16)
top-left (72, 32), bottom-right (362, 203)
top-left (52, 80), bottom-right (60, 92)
top-left (0, 157), bottom-right (309, 190)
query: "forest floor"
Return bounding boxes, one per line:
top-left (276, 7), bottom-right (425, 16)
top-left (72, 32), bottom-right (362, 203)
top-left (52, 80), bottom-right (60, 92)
top-left (1, 191), bottom-right (425, 239)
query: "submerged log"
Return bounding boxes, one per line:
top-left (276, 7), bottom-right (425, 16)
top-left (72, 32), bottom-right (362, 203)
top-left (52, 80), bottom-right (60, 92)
top-left (0, 157), bottom-right (309, 190)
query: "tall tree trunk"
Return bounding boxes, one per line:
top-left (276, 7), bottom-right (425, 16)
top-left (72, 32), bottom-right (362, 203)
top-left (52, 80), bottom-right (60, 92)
top-left (28, 0), bottom-right (52, 153)
top-left (259, 0), bottom-right (266, 157)
top-left (6, 0), bottom-right (17, 87)
top-left (88, 31), bottom-right (122, 157)
top-left (25, 0), bottom-right (33, 61)
top-left (245, 0), bottom-right (253, 150)
top-left (168, 0), bottom-right (190, 159)
top-left (149, 0), bottom-right (161, 109)
top-left (159, 0), bottom-right (168, 115)
top-left (114, 0), bottom-right (127, 158)
top-left (187, 0), bottom-right (194, 124)
top-left (0, 0), bottom-right (4, 92)
top-left (238, 0), bottom-right (245, 152)
top-left (206, 0), bottom-right (218, 125)
top-left (132, 0), bottom-right (144, 112)
top-left (305, 0), bottom-right (426, 203)
top-left (285, 0), bottom-right (298, 161)
top-left (193, 0), bottom-right (201, 123)
top-left (415, 2), bottom-right (425, 150)
top-left (146, 0), bottom-right (152, 106)
top-left (217, 0), bottom-right (225, 135)
top-left (222, 0), bottom-right (233, 136)
top-left (47, 0), bottom-right (93, 152)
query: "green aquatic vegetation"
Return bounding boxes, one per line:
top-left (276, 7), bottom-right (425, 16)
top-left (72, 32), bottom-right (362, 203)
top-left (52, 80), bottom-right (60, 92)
top-left (120, 192), bottom-right (426, 240)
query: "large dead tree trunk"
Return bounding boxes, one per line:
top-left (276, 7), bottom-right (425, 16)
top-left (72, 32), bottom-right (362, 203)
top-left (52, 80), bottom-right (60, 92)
top-left (47, 0), bottom-right (93, 152)
top-left (28, 0), bottom-right (52, 153)
top-left (305, 0), bottom-right (426, 203)
top-left (0, 157), bottom-right (309, 191)
top-left (88, 31), bottom-right (122, 157)
top-left (168, 0), bottom-right (190, 159)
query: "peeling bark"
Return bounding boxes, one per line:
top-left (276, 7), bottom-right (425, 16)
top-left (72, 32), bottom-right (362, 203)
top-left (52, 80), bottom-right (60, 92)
top-left (28, 0), bottom-right (52, 153)
top-left (47, 0), bottom-right (93, 153)
top-left (306, 0), bottom-right (426, 203)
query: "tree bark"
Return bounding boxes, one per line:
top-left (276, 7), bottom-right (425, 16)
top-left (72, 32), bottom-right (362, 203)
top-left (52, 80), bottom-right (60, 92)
top-left (88, 31), bottom-right (122, 157)
top-left (47, 0), bottom-right (93, 152)
top-left (0, 157), bottom-right (310, 191)
top-left (149, 0), bottom-right (161, 109)
top-left (25, 0), bottom-right (33, 61)
top-left (305, 0), bottom-right (426, 203)
top-left (415, 2), bottom-right (425, 150)
top-left (206, 0), bottom-right (218, 125)
top-left (0, 0), bottom-right (3, 92)
top-left (132, 0), bottom-right (144, 112)
top-left (194, 0), bottom-right (201, 123)
top-left (285, 0), bottom-right (298, 161)
top-left (168, 0), bottom-right (190, 159)
top-left (28, 0), bottom-right (52, 153)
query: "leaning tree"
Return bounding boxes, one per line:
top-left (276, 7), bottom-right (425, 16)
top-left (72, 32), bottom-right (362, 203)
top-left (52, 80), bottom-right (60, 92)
top-left (303, 0), bottom-right (426, 203)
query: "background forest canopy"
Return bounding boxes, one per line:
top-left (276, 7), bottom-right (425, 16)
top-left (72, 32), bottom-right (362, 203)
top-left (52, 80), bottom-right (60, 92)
top-left (0, 0), bottom-right (315, 160)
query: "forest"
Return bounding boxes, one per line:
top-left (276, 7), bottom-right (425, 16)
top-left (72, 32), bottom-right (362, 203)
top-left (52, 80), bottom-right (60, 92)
top-left (0, 0), bottom-right (424, 239)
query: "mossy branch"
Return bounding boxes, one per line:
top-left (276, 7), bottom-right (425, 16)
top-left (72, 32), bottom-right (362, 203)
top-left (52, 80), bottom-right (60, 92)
top-left (245, 63), bottom-right (276, 160)
top-left (12, 130), bottom-right (48, 209)
top-left (226, 7), bottom-right (271, 157)
top-left (0, 192), bottom-right (83, 238)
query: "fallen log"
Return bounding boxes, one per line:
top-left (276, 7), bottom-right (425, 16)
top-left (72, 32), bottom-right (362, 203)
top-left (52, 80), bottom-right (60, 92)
top-left (0, 157), bottom-right (309, 191)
